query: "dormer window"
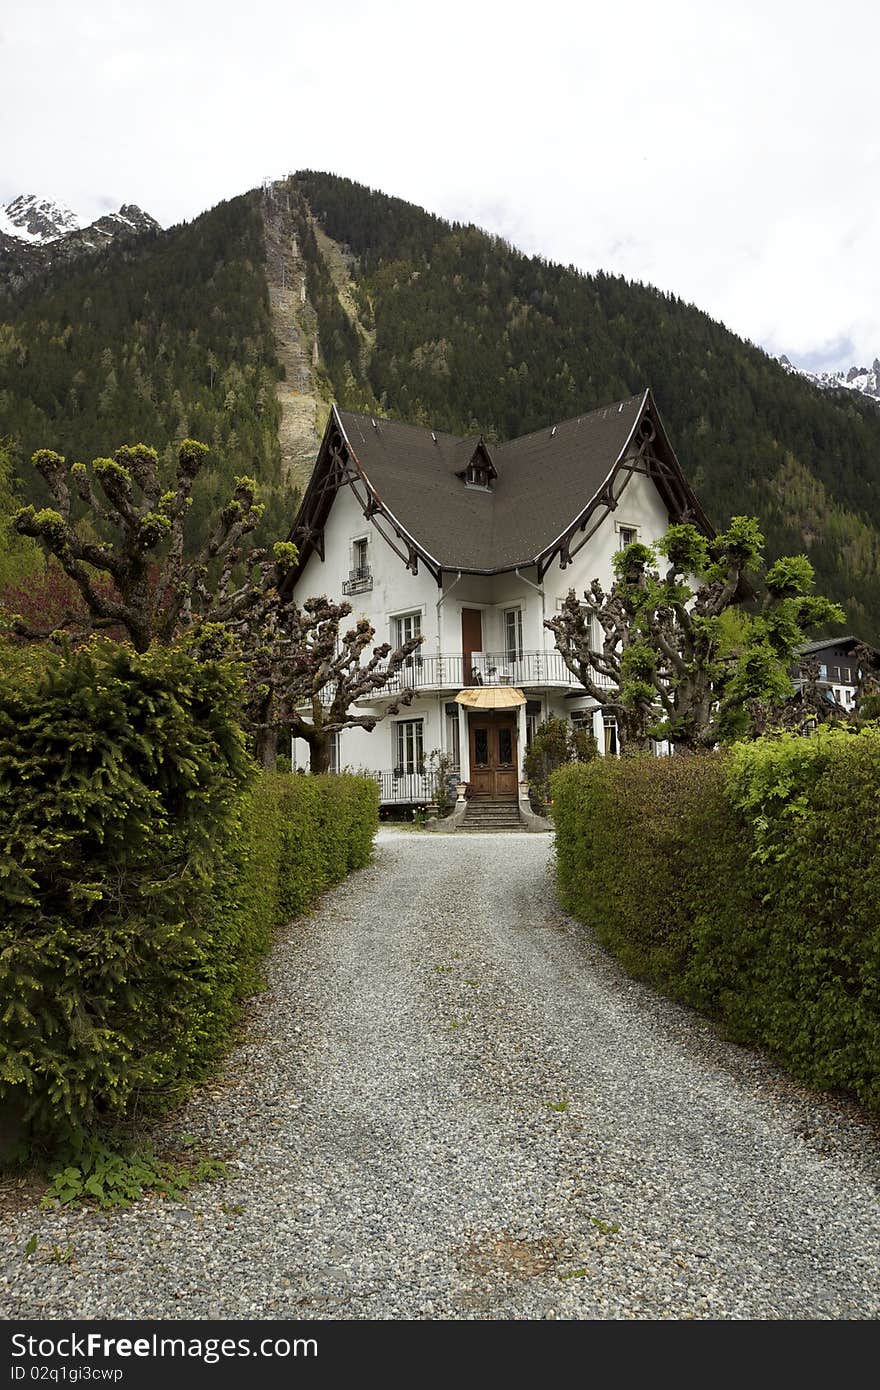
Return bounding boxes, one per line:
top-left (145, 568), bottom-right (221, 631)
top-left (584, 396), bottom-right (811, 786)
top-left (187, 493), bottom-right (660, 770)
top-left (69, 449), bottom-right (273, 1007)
top-left (452, 435), bottom-right (497, 491)
top-left (465, 462), bottom-right (489, 489)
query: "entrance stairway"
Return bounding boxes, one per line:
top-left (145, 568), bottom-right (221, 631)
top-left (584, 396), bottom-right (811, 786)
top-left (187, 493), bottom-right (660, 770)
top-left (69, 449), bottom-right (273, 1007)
top-left (458, 799), bottom-right (523, 833)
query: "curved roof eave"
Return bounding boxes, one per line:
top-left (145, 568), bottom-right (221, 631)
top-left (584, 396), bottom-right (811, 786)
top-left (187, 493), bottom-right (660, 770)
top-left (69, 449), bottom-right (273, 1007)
top-left (333, 404), bottom-right (444, 579)
top-left (532, 389), bottom-right (652, 568)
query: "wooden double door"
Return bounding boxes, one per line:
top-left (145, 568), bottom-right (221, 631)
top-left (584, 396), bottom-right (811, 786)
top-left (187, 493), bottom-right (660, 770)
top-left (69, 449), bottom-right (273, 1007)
top-left (468, 712), bottom-right (518, 800)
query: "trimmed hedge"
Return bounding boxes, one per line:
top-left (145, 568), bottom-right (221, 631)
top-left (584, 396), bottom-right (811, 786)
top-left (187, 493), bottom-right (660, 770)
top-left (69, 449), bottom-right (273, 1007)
top-left (0, 639), bottom-right (378, 1149)
top-left (552, 726), bottom-right (880, 1111)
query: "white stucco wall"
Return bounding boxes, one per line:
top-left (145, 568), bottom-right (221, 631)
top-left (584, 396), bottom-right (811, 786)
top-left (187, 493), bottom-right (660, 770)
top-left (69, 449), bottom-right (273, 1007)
top-left (290, 453), bottom-right (680, 779)
top-left (544, 460), bottom-right (672, 611)
top-left (295, 481), bottom-right (441, 647)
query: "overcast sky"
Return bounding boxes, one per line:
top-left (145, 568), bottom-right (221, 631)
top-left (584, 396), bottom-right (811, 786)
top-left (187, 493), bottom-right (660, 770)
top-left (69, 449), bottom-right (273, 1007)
top-left (4, 0), bottom-right (878, 373)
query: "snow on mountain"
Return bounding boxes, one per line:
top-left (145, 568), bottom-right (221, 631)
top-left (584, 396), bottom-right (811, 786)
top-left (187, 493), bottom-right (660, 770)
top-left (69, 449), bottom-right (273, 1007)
top-left (0, 193), bottom-right (82, 244)
top-left (0, 194), bottom-right (161, 292)
top-left (779, 354), bottom-right (880, 405)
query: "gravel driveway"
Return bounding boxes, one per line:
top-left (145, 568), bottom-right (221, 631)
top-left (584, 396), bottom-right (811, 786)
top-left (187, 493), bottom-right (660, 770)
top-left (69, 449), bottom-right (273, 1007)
top-left (3, 827), bottom-right (879, 1320)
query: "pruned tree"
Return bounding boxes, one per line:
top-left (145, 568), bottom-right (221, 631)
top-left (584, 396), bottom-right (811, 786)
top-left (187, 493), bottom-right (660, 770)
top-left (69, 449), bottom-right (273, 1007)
top-left (546, 517), bottom-right (846, 752)
top-left (747, 657), bottom-right (848, 737)
top-left (854, 642), bottom-right (880, 721)
top-left (11, 442), bottom-right (297, 651)
top-left (11, 439), bottom-right (427, 772)
top-left (243, 595), bottom-right (424, 772)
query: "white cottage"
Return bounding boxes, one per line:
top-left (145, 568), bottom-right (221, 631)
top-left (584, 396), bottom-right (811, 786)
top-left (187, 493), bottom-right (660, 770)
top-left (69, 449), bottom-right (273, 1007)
top-left (286, 388), bottom-right (711, 810)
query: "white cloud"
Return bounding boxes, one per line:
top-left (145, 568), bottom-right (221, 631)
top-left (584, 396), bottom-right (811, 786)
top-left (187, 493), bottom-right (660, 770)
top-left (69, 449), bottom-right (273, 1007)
top-left (3, 0), bottom-right (878, 370)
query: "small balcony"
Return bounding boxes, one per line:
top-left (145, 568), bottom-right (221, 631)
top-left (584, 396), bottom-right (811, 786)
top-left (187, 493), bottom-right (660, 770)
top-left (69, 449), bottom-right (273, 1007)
top-left (373, 770), bottom-right (434, 804)
top-left (365, 649), bottom-right (614, 697)
top-left (342, 566), bottom-right (373, 595)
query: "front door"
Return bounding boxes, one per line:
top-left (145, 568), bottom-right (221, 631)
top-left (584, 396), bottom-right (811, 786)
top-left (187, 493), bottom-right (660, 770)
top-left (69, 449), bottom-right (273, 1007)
top-left (461, 608), bottom-right (483, 686)
top-left (468, 713), bottom-right (518, 799)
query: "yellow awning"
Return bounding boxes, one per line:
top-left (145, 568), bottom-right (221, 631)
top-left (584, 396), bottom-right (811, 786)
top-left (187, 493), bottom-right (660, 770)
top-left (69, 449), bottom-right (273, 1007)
top-left (454, 686), bottom-right (527, 709)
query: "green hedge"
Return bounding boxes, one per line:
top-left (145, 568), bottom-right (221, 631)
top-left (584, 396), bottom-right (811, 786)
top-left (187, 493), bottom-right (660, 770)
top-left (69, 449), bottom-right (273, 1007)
top-left (0, 639), bottom-right (378, 1150)
top-left (552, 726), bottom-right (880, 1111)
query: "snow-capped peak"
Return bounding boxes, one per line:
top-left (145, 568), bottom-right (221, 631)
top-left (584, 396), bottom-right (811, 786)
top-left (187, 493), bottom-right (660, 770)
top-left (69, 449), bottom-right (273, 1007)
top-left (0, 193), bottom-right (82, 244)
top-left (778, 354), bottom-right (880, 405)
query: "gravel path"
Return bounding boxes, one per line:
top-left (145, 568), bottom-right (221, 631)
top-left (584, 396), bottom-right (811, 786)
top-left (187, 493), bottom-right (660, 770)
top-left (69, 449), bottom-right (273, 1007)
top-left (3, 827), bottom-right (880, 1320)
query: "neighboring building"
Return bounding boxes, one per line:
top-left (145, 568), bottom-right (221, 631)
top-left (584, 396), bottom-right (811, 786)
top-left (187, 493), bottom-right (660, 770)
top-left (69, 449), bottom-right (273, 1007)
top-left (794, 636), bottom-right (880, 712)
top-left (286, 389), bottom-right (711, 805)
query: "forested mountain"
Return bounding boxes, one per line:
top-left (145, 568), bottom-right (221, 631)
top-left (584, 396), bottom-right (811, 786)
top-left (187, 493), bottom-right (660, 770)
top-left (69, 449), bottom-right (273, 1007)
top-left (289, 172), bottom-right (880, 643)
top-left (0, 192), bottom-right (287, 546)
top-left (1, 170), bottom-right (880, 642)
top-left (0, 194), bottom-right (162, 293)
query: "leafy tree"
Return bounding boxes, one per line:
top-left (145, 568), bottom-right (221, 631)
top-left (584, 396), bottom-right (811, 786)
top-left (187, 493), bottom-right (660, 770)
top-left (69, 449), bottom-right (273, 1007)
top-left (546, 517), bottom-right (845, 752)
top-left (854, 643), bottom-right (880, 721)
top-left (245, 595), bottom-right (423, 772)
top-left (523, 715), bottom-right (597, 808)
top-left (748, 657), bottom-right (850, 737)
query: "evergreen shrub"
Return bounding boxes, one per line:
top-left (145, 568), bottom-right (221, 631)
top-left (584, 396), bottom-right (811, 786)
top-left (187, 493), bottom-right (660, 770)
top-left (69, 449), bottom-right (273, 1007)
top-left (0, 639), bottom-right (379, 1150)
top-left (275, 772), bottom-right (378, 919)
top-left (551, 727), bottom-right (880, 1110)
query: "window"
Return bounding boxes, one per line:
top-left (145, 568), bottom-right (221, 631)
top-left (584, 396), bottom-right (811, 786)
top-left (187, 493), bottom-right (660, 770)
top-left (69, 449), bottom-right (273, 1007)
top-left (446, 711), bottom-right (461, 773)
top-left (393, 611), bottom-right (421, 646)
top-left (393, 611), bottom-right (422, 666)
top-left (526, 699), bottom-right (542, 748)
top-left (498, 727), bottom-right (514, 765)
top-left (329, 731), bottom-right (341, 775)
top-left (618, 525), bottom-right (638, 550)
top-left (603, 715), bottom-right (618, 756)
top-left (395, 719), bottom-right (424, 774)
top-left (473, 727), bottom-right (489, 766)
top-left (504, 607), bottom-right (524, 663)
top-left (343, 536), bottom-right (372, 594)
top-left (465, 463), bottom-right (487, 487)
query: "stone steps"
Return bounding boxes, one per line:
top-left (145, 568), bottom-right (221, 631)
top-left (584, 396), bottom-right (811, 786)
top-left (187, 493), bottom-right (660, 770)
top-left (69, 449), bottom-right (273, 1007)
top-left (458, 801), bottom-right (523, 832)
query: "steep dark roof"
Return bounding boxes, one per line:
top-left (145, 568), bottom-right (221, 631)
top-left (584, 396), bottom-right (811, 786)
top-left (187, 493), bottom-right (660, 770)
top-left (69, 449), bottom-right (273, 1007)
top-left (798, 635), bottom-right (879, 659)
top-left (290, 389), bottom-right (711, 581)
top-left (336, 394), bottom-right (649, 572)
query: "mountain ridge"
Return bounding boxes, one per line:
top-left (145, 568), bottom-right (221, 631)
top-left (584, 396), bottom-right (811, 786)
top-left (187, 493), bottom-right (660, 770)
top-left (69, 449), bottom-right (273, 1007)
top-left (0, 192), bottom-right (160, 292)
top-left (780, 354), bottom-right (880, 406)
top-left (1, 171), bottom-right (880, 644)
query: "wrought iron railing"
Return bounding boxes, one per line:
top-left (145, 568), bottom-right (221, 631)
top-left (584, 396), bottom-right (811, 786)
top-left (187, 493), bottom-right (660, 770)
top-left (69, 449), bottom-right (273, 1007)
top-left (342, 567), bottom-right (373, 595)
top-left (802, 664), bottom-right (854, 686)
top-left (371, 649), bottom-right (614, 693)
top-left (372, 770), bottom-right (434, 803)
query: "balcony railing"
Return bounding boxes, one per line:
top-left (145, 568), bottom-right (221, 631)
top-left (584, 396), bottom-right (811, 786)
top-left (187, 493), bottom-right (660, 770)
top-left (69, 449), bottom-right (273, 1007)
top-left (342, 567), bottom-right (373, 595)
top-left (373, 770), bottom-right (434, 803)
top-left (373, 649), bottom-right (614, 694)
top-left (800, 664), bottom-right (854, 687)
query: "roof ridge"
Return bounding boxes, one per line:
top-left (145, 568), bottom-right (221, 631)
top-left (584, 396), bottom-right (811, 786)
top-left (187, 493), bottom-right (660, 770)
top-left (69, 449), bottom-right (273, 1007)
top-left (494, 392), bottom-right (647, 452)
top-left (336, 393), bottom-right (648, 451)
top-left (337, 407), bottom-right (466, 448)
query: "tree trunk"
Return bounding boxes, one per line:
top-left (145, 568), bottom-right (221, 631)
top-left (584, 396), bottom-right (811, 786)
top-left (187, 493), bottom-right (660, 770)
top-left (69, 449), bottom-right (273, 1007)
top-left (254, 692), bottom-right (277, 769)
top-left (255, 726), bottom-right (277, 769)
top-left (309, 733), bottom-right (332, 774)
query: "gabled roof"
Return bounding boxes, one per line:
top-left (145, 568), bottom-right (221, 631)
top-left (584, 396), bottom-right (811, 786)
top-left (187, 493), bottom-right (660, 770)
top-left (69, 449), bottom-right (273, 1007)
top-left (288, 388), bottom-right (712, 583)
top-left (798, 635), bottom-right (879, 660)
